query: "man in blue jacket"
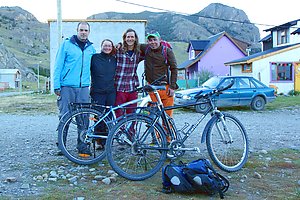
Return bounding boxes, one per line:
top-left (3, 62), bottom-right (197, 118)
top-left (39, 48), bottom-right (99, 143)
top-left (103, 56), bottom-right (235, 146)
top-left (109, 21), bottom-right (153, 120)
top-left (54, 21), bottom-right (96, 157)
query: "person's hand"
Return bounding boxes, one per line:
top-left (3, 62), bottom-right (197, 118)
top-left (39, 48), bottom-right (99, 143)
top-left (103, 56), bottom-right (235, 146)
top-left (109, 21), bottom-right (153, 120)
top-left (116, 42), bottom-right (122, 50)
top-left (167, 88), bottom-right (175, 97)
top-left (54, 89), bottom-right (61, 96)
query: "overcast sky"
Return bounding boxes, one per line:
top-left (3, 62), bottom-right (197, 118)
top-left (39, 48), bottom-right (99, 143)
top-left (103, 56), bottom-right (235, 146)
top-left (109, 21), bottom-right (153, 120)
top-left (1, 0), bottom-right (299, 37)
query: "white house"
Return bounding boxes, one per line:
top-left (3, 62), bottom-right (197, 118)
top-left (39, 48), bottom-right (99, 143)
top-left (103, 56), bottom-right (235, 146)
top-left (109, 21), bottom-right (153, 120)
top-left (48, 19), bottom-right (147, 93)
top-left (225, 19), bottom-right (300, 94)
top-left (0, 69), bottom-right (21, 89)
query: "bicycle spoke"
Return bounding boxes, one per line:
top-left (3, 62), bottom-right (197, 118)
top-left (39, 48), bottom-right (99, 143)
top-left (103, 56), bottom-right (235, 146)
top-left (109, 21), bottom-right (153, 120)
top-left (106, 115), bottom-right (167, 180)
top-left (58, 108), bottom-right (109, 165)
top-left (206, 113), bottom-right (249, 172)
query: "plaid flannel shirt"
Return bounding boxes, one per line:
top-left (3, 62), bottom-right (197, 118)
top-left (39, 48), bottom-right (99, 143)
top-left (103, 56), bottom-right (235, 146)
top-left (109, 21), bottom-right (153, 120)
top-left (115, 49), bottom-right (141, 92)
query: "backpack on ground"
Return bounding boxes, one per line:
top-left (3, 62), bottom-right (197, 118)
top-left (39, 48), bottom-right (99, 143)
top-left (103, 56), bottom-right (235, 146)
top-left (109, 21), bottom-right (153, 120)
top-left (162, 159), bottom-right (229, 199)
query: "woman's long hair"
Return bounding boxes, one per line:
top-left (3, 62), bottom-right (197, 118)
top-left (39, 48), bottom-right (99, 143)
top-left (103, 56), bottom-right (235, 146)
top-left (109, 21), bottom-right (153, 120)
top-left (122, 28), bottom-right (140, 53)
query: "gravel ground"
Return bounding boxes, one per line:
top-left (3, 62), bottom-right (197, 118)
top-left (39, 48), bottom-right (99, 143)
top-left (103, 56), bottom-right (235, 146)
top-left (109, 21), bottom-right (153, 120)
top-left (0, 108), bottom-right (299, 197)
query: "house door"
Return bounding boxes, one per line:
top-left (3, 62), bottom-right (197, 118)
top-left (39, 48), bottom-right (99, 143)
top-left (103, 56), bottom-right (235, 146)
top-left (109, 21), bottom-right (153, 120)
top-left (294, 62), bottom-right (300, 91)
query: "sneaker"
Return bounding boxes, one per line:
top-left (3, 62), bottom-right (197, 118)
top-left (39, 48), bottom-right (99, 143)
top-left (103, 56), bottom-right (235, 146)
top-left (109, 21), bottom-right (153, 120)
top-left (78, 146), bottom-right (92, 157)
top-left (78, 150), bottom-right (92, 158)
top-left (78, 153), bottom-right (91, 158)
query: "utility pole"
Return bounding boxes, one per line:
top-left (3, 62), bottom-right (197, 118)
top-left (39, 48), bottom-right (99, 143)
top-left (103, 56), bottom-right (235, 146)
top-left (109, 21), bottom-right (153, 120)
top-left (37, 61), bottom-right (41, 91)
top-left (246, 47), bottom-right (251, 56)
top-left (57, 0), bottom-right (62, 46)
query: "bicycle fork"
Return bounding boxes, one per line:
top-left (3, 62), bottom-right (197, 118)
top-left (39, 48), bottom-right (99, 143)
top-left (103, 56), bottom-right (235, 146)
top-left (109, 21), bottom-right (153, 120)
top-left (215, 112), bottom-right (233, 144)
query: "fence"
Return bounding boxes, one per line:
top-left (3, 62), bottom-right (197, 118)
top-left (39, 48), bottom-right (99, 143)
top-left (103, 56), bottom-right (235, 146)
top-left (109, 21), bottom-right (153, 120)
top-left (177, 79), bottom-right (199, 89)
top-left (0, 82), bottom-right (9, 91)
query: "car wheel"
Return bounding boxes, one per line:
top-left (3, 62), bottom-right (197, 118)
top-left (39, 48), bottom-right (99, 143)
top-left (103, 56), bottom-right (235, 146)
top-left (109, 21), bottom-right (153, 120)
top-left (195, 100), bottom-right (210, 113)
top-left (250, 96), bottom-right (265, 111)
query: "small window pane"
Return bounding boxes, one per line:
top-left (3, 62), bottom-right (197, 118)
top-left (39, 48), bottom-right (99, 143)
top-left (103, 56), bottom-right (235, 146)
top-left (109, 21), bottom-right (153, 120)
top-left (239, 78), bottom-right (250, 88)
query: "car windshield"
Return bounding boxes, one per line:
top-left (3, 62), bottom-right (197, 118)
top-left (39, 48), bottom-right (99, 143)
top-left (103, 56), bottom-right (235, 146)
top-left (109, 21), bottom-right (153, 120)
top-left (202, 77), bottom-right (222, 89)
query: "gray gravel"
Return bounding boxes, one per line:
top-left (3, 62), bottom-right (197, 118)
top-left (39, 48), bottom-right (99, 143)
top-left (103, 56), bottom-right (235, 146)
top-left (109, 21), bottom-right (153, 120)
top-left (0, 108), bottom-right (299, 197)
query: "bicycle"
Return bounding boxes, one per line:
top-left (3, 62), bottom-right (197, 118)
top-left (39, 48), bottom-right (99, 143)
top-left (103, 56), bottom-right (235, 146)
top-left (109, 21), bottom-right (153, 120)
top-left (57, 75), bottom-right (166, 165)
top-left (105, 81), bottom-right (249, 180)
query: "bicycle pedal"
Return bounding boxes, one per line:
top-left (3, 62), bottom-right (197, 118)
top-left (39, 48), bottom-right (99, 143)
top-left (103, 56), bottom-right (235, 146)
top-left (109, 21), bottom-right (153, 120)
top-left (194, 147), bottom-right (200, 153)
top-left (167, 153), bottom-right (175, 159)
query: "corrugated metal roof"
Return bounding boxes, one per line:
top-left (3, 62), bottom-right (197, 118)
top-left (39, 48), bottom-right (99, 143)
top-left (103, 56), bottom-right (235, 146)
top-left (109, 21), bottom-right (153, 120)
top-left (291, 28), bottom-right (300, 35)
top-left (259, 34), bottom-right (271, 42)
top-left (187, 40), bottom-right (210, 51)
top-left (0, 69), bottom-right (20, 74)
top-left (178, 58), bottom-right (197, 70)
top-left (264, 19), bottom-right (300, 32)
top-left (225, 43), bottom-right (300, 65)
top-left (47, 19), bottom-right (147, 23)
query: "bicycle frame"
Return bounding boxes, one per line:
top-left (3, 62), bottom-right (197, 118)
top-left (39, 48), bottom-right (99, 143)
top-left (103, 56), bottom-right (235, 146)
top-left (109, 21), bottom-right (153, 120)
top-left (105, 80), bottom-right (249, 177)
top-left (148, 87), bottom-right (228, 148)
top-left (71, 94), bottom-right (152, 142)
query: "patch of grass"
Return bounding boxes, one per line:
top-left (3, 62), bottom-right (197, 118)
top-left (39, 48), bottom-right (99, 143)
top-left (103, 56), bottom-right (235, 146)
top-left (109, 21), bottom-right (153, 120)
top-left (266, 95), bottom-right (300, 110)
top-left (0, 93), bottom-right (57, 115)
top-left (1, 91), bottom-right (300, 115)
top-left (170, 42), bottom-right (189, 65)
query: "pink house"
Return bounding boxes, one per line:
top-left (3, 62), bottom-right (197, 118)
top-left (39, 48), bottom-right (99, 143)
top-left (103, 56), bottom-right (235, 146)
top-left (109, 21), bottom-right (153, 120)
top-left (178, 32), bottom-right (248, 80)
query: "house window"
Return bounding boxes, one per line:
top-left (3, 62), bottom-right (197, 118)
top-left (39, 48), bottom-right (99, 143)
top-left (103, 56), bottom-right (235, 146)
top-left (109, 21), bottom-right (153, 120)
top-left (277, 29), bottom-right (288, 45)
top-left (241, 64), bottom-right (252, 73)
top-left (190, 50), bottom-right (195, 59)
top-left (271, 62), bottom-right (292, 81)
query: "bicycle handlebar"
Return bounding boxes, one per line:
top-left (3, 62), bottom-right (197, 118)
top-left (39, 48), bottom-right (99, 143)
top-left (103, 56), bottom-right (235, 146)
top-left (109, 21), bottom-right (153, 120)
top-left (132, 75), bottom-right (167, 93)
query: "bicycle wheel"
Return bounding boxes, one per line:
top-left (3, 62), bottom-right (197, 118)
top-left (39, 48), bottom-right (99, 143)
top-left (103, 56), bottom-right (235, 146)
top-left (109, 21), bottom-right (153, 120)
top-left (206, 112), bottom-right (249, 172)
top-left (106, 114), bottom-right (168, 180)
top-left (57, 108), bottom-right (111, 165)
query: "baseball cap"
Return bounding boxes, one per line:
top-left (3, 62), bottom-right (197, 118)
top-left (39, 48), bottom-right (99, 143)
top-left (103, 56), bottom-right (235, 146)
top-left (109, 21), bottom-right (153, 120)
top-left (146, 31), bottom-right (161, 39)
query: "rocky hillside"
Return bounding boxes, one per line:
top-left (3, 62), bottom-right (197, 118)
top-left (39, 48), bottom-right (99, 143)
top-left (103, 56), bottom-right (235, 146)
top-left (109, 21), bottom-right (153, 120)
top-left (0, 6), bottom-right (49, 81)
top-left (89, 3), bottom-right (260, 50)
top-left (0, 3), bottom-right (261, 81)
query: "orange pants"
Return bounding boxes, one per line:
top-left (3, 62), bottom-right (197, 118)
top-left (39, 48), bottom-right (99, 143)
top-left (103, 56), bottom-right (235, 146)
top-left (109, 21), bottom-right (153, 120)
top-left (149, 85), bottom-right (174, 117)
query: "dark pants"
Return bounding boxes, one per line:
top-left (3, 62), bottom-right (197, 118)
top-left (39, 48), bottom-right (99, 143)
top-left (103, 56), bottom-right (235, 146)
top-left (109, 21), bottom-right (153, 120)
top-left (90, 91), bottom-right (116, 106)
top-left (90, 91), bottom-right (116, 145)
top-left (57, 86), bottom-right (90, 153)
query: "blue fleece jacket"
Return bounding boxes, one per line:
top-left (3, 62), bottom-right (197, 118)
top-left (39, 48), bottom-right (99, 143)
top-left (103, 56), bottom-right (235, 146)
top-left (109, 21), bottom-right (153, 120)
top-left (53, 35), bottom-right (96, 90)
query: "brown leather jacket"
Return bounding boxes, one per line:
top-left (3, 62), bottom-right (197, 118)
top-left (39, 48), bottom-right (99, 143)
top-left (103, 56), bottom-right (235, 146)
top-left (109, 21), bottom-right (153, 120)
top-left (140, 44), bottom-right (178, 90)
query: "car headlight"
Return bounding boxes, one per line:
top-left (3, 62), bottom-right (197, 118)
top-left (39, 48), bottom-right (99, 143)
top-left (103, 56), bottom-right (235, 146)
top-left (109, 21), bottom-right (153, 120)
top-left (182, 95), bottom-right (191, 100)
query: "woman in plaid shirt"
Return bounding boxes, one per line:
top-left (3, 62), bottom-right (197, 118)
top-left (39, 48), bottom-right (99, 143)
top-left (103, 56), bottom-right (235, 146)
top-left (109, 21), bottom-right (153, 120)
top-left (114, 28), bottom-right (143, 117)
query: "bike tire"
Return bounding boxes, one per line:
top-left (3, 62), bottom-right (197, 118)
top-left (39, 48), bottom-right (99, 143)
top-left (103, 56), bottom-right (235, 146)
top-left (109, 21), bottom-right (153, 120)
top-left (106, 114), bottom-right (168, 181)
top-left (205, 112), bottom-right (249, 172)
top-left (57, 108), bottom-right (111, 165)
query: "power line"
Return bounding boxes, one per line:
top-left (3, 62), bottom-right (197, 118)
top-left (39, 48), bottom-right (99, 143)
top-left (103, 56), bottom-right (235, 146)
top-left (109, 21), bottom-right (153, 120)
top-left (114, 0), bottom-right (285, 28)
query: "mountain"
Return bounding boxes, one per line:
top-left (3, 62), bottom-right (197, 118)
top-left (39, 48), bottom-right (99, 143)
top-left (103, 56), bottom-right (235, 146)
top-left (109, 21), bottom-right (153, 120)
top-left (0, 3), bottom-right (261, 82)
top-left (89, 3), bottom-right (260, 49)
top-left (0, 6), bottom-right (49, 81)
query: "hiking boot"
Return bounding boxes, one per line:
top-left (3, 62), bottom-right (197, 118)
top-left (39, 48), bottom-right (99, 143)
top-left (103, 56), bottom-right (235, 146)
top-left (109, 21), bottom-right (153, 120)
top-left (78, 153), bottom-right (91, 158)
top-left (78, 149), bottom-right (92, 157)
top-left (77, 143), bottom-right (92, 157)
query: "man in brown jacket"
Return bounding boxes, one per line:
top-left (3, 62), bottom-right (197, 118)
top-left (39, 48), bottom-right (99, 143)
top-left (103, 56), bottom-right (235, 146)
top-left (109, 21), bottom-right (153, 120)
top-left (140, 31), bottom-right (178, 117)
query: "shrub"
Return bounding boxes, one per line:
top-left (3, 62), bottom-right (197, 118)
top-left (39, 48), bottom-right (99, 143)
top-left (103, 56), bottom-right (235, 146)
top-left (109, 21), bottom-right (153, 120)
top-left (195, 69), bottom-right (214, 85)
top-left (287, 90), bottom-right (300, 96)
